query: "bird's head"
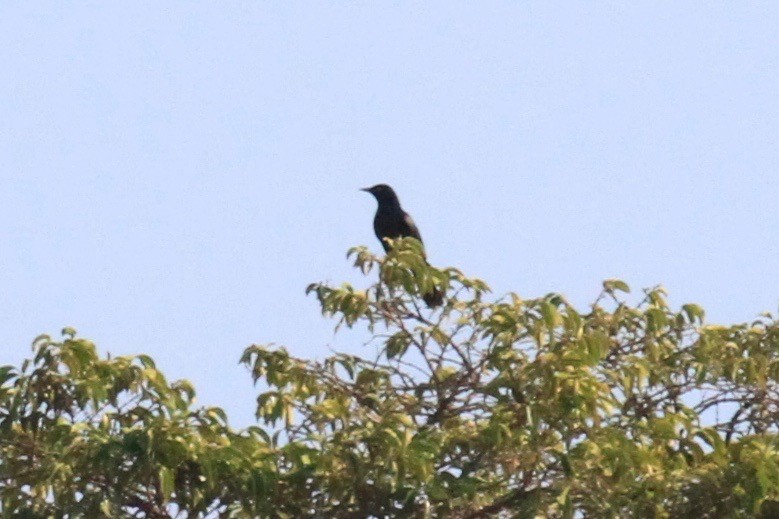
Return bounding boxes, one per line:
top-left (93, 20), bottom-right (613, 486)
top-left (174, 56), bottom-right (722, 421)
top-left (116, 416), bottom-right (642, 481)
top-left (361, 184), bottom-right (401, 206)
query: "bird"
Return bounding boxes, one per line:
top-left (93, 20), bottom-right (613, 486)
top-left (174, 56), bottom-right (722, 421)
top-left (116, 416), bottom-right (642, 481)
top-left (362, 184), bottom-right (444, 308)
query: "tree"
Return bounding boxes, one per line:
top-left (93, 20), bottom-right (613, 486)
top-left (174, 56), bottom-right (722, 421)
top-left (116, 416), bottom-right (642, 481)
top-left (1, 238), bottom-right (778, 517)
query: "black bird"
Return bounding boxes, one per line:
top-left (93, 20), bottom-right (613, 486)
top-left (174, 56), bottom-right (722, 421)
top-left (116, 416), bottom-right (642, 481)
top-left (362, 184), bottom-right (444, 308)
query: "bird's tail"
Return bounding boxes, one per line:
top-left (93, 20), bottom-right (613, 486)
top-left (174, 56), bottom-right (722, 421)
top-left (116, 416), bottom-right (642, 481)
top-left (423, 286), bottom-right (444, 308)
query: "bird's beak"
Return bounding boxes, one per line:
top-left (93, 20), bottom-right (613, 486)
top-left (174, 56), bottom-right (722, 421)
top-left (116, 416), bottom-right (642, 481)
top-left (360, 187), bottom-right (371, 193)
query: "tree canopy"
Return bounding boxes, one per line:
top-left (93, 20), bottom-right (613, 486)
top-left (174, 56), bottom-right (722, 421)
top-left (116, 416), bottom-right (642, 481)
top-left (1, 239), bottom-right (778, 517)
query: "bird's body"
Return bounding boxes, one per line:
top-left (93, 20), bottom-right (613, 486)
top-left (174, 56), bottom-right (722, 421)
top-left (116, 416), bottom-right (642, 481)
top-left (362, 184), bottom-right (443, 307)
top-left (372, 204), bottom-right (422, 253)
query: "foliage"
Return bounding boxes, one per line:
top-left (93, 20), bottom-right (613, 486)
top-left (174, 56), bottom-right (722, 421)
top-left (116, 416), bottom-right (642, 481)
top-left (1, 238), bottom-right (778, 517)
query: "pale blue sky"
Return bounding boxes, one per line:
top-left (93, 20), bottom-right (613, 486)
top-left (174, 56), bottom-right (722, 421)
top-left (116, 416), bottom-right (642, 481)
top-left (2, 3), bottom-right (777, 426)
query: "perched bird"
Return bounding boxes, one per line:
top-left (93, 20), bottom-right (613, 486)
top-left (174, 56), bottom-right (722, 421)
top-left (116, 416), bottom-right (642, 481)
top-left (362, 184), bottom-right (444, 307)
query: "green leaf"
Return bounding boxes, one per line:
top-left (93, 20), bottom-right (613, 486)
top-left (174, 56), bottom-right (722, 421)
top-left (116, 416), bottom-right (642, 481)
top-left (159, 466), bottom-right (174, 500)
top-left (386, 332), bottom-right (411, 359)
top-left (100, 500), bottom-right (113, 515)
top-left (682, 303), bottom-right (706, 323)
top-left (603, 279), bottom-right (630, 294)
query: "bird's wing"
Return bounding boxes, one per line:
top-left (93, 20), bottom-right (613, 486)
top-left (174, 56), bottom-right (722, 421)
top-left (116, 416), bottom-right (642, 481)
top-left (402, 212), bottom-right (424, 244)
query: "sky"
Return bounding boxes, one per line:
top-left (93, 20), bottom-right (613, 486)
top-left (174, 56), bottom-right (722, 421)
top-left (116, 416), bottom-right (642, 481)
top-left (1, 3), bottom-right (777, 427)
